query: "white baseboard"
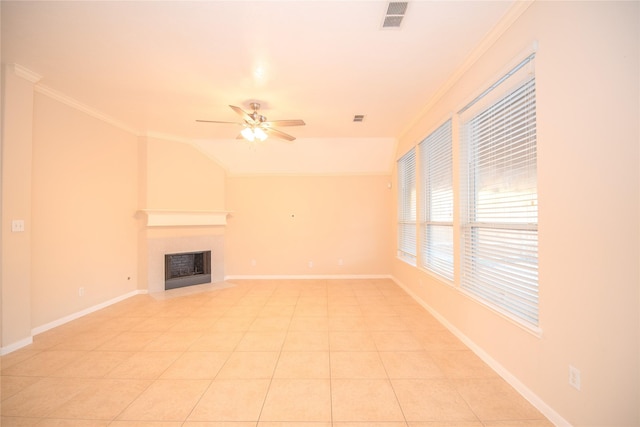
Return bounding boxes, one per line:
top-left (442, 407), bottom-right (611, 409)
top-left (30, 289), bottom-right (146, 337)
top-left (0, 336), bottom-right (34, 356)
top-left (225, 274), bottom-right (392, 280)
top-left (390, 275), bottom-right (571, 427)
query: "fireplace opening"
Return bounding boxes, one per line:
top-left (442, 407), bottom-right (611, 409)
top-left (165, 251), bottom-right (211, 290)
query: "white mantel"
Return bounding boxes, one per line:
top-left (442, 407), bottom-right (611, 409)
top-left (140, 210), bottom-right (231, 227)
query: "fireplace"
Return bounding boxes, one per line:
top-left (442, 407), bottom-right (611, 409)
top-left (146, 234), bottom-right (224, 293)
top-left (165, 250), bottom-right (211, 290)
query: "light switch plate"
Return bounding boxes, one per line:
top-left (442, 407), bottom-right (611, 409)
top-left (11, 220), bottom-right (25, 232)
top-left (569, 365), bottom-right (581, 390)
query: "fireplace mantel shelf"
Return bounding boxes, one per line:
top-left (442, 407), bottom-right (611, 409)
top-left (140, 210), bottom-right (231, 227)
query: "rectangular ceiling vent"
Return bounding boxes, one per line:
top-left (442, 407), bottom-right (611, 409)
top-left (382, 2), bottom-right (408, 29)
top-left (353, 114), bottom-right (365, 122)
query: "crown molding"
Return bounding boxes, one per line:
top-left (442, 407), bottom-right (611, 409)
top-left (34, 84), bottom-right (139, 135)
top-left (398, 0), bottom-right (536, 141)
top-left (12, 63), bottom-right (138, 135)
top-left (12, 64), bottom-right (42, 83)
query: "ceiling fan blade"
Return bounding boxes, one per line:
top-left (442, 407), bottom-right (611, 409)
top-left (265, 119), bottom-right (306, 127)
top-left (229, 105), bottom-right (254, 123)
top-left (196, 119), bottom-right (242, 125)
top-left (265, 127), bottom-right (296, 142)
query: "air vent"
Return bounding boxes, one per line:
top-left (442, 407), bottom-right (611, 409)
top-left (353, 115), bottom-right (365, 122)
top-left (382, 2), bottom-right (408, 29)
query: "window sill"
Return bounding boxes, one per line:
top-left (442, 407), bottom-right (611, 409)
top-left (457, 287), bottom-right (543, 338)
top-left (396, 255), bottom-right (417, 267)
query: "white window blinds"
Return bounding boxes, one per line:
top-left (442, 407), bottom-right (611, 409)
top-left (397, 148), bottom-right (417, 264)
top-left (419, 120), bottom-right (454, 281)
top-left (459, 54), bottom-right (539, 327)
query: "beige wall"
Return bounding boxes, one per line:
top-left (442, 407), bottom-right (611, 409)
top-left (143, 136), bottom-right (226, 211)
top-left (1, 66), bottom-right (35, 349)
top-left (138, 136), bottom-right (228, 291)
top-left (225, 174), bottom-right (392, 277)
top-left (2, 1), bottom-right (638, 423)
top-left (2, 88), bottom-right (231, 342)
top-left (392, 2), bottom-right (639, 425)
top-left (30, 93), bottom-right (140, 329)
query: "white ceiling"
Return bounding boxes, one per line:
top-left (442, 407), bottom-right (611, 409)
top-left (1, 0), bottom-right (516, 175)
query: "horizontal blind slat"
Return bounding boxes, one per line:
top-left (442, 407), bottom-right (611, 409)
top-left (460, 57), bottom-right (538, 327)
top-left (398, 148), bottom-right (417, 262)
top-left (420, 120), bottom-right (454, 281)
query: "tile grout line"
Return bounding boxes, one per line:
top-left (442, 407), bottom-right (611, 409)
top-left (254, 284), bottom-right (294, 425)
top-left (2, 279), bottom-right (554, 426)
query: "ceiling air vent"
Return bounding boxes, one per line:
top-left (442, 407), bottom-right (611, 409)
top-left (382, 2), bottom-right (408, 29)
top-left (353, 115), bottom-right (365, 122)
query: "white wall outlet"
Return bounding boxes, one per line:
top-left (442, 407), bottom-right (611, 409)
top-left (11, 219), bottom-right (25, 232)
top-left (308, 261), bottom-right (313, 268)
top-left (338, 258), bottom-right (344, 266)
top-left (569, 365), bottom-right (581, 390)
top-left (251, 259), bottom-right (257, 267)
top-left (78, 287), bottom-right (85, 297)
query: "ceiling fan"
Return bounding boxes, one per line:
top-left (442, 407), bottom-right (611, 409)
top-left (197, 102), bottom-right (305, 142)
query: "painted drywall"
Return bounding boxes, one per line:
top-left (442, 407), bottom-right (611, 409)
top-left (143, 136), bottom-right (226, 212)
top-left (392, 1), bottom-right (639, 425)
top-left (137, 136), bottom-right (228, 291)
top-left (1, 65), bottom-right (35, 349)
top-left (30, 92), bottom-right (139, 329)
top-left (225, 174), bottom-right (392, 276)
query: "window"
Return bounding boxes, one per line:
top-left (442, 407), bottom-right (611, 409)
top-left (397, 148), bottom-right (416, 264)
top-left (419, 120), bottom-right (454, 281)
top-left (459, 54), bottom-right (539, 327)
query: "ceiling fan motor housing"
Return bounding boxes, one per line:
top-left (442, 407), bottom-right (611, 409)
top-left (248, 103), bottom-right (267, 123)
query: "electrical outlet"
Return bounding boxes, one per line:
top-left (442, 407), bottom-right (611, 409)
top-left (338, 258), bottom-right (344, 266)
top-left (569, 365), bottom-right (581, 390)
top-left (308, 261), bottom-right (313, 268)
top-left (78, 287), bottom-right (85, 297)
top-left (11, 219), bottom-right (25, 232)
top-left (251, 259), bottom-right (257, 267)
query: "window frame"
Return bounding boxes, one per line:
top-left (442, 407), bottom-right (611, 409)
top-left (458, 53), bottom-right (540, 329)
top-left (397, 148), bottom-right (417, 265)
top-left (419, 119), bottom-right (454, 282)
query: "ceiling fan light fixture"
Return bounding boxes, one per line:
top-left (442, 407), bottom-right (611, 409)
top-left (241, 126), bottom-right (268, 142)
top-left (241, 127), bottom-right (256, 142)
top-left (198, 102), bottom-right (303, 142)
top-left (254, 127), bottom-right (267, 141)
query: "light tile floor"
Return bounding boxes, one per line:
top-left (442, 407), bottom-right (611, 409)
top-left (1, 279), bottom-right (554, 426)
